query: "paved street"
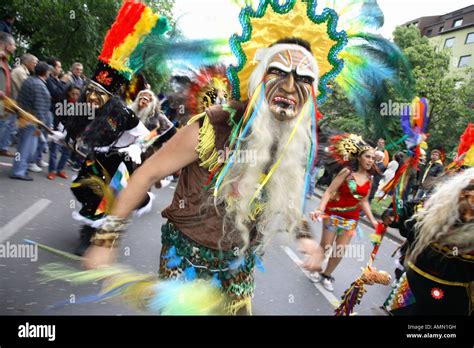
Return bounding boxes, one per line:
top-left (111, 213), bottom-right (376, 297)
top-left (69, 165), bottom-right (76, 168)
top-left (0, 156), bottom-right (402, 315)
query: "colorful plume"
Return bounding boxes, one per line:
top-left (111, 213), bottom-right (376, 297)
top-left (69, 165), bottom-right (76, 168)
top-left (98, 0), bottom-right (162, 79)
top-left (446, 123), bottom-right (474, 171)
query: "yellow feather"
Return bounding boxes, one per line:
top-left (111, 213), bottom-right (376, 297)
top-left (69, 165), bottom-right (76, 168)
top-left (109, 9), bottom-right (160, 74)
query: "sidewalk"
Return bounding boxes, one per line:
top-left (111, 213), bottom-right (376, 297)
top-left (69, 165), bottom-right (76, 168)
top-left (312, 187), bottom-right (405, 244)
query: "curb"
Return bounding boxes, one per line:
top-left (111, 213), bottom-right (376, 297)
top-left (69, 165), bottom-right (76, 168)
top-left (311, 188), bottom-right (405, 245)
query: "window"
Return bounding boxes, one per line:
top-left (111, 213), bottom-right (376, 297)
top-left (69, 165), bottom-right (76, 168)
top-left (453, 18), bottom-right (463, 27)
top-left (444, 37), bottom-right (455, 48)
top-left (458, 55), bottom-right (471, 67)
top-left (439, 26), bottom-right (444, 32)
top-left (426, 29), bottom-right (433, 35)
top-left (466, 33), bottom-right (474, 44)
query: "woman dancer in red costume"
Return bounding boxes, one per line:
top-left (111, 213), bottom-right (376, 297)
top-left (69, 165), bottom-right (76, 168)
top-left (309, 134), bottom-right (378, 291)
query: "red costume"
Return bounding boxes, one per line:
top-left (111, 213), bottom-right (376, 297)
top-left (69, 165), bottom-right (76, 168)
top-left (326, 171), bottom-right (371, 220)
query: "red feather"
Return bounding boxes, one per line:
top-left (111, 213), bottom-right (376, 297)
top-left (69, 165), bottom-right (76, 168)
top-left (379, 160), bottom-right (410, 199)
top-left (457, 123), bottom-right (474, 159)
top-left (186, 65), bottom-right (230, 115)
top-left (99, 0), bottom-right (145, 63)
top-left (328, 133), bottom-right (351, 165)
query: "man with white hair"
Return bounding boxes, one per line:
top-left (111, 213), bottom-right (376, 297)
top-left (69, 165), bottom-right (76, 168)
top-left (128, 89), bottom-right (175, 141)
top-left (128, 89), bottom-right (176, 187)
top-left (84, 37), bottom-right (325, 314)
top-left (68, 62), bottom-right (85, 89)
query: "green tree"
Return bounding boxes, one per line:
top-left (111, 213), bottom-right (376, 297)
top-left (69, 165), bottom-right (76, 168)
top-left (2, 0), bottom-right (175, 89)
top-left (320, 26), bottom-right (473, 156)
top-left (319, 85), bottom-right (368, 139)
top-left (392, 25), bottom-right (474, 158)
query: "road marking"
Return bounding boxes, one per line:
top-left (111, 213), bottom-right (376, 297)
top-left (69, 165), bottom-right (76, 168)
top-left (0, 161), bottom-right (13, 167)
top-left (0, 199), bottom-right (51, 243)
top-left (281, 245), bottom-right (341, 309)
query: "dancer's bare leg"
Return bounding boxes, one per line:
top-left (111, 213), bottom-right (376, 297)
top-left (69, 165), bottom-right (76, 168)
top-left (322, 230), bottom-right (353, 276)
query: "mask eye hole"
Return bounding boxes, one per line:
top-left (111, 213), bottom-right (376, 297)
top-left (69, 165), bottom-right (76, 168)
top-left (267, 67), bottom-right (287, 77)
top-left (296, 75), bottom-right (314, 85)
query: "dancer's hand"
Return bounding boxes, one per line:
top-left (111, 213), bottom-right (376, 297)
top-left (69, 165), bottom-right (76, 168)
top-left (309, 208), bottom-right (324, 222)
top-left (47, 130), bottom-right (65, 143)
top-left (82, 245), bottom-right (117, 269)
top-left (371, 219), bottom-right (379, 230)
top-left (298, 238), bottom-right (324, 272)
top-left (118, 144), bottom-right (142, 164)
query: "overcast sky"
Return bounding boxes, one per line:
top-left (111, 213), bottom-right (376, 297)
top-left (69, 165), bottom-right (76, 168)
top-left (173, 0), bottom-right (473, 39)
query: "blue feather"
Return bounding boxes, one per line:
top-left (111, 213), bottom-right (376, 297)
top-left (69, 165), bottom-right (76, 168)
top-left (421, 98), bottom-right (430, 133)
top-left (360, 0), bottom-right (384, 30)
top-left (254, 253), bottom-right (265, 273)
top-left (163, 246), bottom-right (176, 259)
top-left (184, 266), bottom-right (197, 281)
top-left (229, 257), bottom-right (245, 270)
top-left (211, 273), bottom-right (222, 288)
top-left (166, 256), bottom-right (183, 268)
top-left (44, 285), bottom-right (126, 312)
top-left (129, 35), bottom-right (228, 76)
top-left (401, 106), bottom-right (414, 138)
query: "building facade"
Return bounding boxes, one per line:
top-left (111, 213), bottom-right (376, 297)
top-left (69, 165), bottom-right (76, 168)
top-left (404, 5), bottom-right (474, 79)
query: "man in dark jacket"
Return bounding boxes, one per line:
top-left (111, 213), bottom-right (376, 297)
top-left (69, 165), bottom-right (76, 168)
top-left (414, 149), bottom-right (444, 200)
top-left (10, 62), bottom-right (51, 180)
top-left (46, 57), bottom-right (68, 126)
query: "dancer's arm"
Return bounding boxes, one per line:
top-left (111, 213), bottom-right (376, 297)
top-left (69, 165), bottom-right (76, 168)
top-left (361, 195), bottom-right (378, 229)
top-left (83, 122), bottom-right (200, 269)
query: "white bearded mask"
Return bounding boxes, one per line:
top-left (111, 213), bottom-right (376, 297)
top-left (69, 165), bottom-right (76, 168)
top-left (216, 43), bottom-right (318, 253)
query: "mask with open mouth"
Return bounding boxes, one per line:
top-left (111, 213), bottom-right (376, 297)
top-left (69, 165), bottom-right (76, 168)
top-left (263, 48), bottom-right (315, 121)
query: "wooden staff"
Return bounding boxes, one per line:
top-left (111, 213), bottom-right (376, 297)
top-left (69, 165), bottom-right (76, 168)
top-left (3, 96), bottom-right (54, 135)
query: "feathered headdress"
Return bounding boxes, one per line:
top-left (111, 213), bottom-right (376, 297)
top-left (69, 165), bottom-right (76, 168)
top-left (379, 97), bottom-right (430, 214)
top-left (90, 0), bottom-right (169, 95)
top-left (186, 65), bottom-right (231, 115)
top-left (206, 0), bottom-right (414, 216)
top-left (446, 122), bottom-right (474, 172)
top-left (328, 133), bottom-right (373, 165)
top-left (227, 0), bottom-right (414, 107)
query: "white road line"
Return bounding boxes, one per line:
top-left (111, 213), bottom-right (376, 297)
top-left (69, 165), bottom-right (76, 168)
top-left (0, 199), bottom-right (51, 243)
top-left (280, 245), bottom-right (341, 309)
top-left (0, 161), bottom-right (13, 167)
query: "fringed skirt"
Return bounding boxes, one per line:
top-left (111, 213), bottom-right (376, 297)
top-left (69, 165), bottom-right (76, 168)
top-left (159, 222), bottom-right (257, 315)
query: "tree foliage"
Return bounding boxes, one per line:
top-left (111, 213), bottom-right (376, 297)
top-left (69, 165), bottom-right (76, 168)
top-left (319, 85), bottom-right (368, 139)
top-left (320, 25), bottom-right (473, 157)
top-left (393, 25), bottom-right (473, 158)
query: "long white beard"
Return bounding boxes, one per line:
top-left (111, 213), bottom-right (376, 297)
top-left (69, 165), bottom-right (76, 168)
top-left (129, 102), bottom-right (155, 124)
top-left (217, 100), bottom-right (312, 251)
